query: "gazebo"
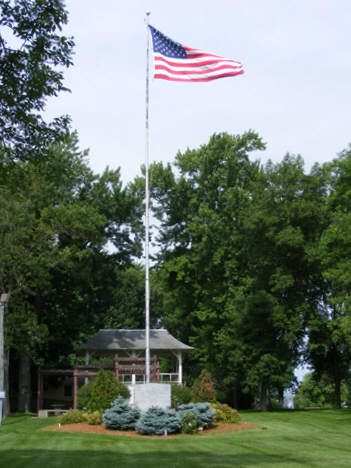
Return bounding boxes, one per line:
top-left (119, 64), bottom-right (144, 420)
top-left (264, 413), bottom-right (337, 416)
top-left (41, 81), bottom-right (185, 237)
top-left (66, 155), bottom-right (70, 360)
top-left (37, 329), bottom-right (193, 415)
top-left (75, 329), bottom-right (193, 386)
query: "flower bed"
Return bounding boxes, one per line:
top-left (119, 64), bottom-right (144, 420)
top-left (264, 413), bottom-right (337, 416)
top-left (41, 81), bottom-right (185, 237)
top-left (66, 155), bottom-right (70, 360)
top-left (48, 421), bottom-right (261, 437)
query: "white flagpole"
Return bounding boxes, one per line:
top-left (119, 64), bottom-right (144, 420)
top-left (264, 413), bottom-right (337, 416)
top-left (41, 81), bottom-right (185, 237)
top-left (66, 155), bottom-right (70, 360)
top-left (145, 11), bottom-right (150, 384)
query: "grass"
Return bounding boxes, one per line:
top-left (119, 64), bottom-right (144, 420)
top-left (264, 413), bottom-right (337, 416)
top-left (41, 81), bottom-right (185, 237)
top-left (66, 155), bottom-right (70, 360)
top-left (1, 409), bottom-right (351, 467)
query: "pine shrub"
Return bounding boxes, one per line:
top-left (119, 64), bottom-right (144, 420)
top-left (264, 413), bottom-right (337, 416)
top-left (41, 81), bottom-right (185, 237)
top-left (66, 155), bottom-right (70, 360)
top-left (178, 402), bottom-right (216, 427)
top-left (102, 396), bottom-right (140, 431)
top-left (136, 406), bottom-right (182, 435)
top-left (77, 379), bottom-right (95, 410)
top-left (87, 370), bottom-right (130, 413)
top-left (58, 409), bottom-right (87, 425)
top-left (210, 402), bottom-right (241, 423)
top-left (191, 370), bottom-right (217, 403)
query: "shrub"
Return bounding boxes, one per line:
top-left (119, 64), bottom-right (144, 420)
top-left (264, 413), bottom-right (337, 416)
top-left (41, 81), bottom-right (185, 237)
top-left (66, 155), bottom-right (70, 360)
top-left (178, 402), bottom-right (216, 427)
top-left (85, 411), bottom-right (102, 425)
top-left (181, 411), bottom-right (198, 434)
top-left (58, 409), bottom-right (87, 425)
top-left (102, 396), bottom-right (140, 431)
top-left (77, 379), bottom-right (95, 410)
top-left (136, 406), bottom-right (182, 436)
top-left (87, 370), bottom-right (130, 413)
top-left (210, 402), bottom-right (241, 423)
top-left (171, 384), bottom-right (192, 407)
top-left (191, 370), bottom-right (217, 403)
top-left (115, 381), bottom-right (131, 400)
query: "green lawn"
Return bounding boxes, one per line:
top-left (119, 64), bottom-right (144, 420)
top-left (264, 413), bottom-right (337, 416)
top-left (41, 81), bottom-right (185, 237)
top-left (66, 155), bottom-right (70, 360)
top-left (1, 409), bottom-right (350, 467)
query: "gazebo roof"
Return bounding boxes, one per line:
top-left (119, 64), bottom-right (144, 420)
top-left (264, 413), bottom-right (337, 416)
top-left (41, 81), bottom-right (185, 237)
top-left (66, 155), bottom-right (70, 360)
top-left (75, 329), bottom-right (193, 357)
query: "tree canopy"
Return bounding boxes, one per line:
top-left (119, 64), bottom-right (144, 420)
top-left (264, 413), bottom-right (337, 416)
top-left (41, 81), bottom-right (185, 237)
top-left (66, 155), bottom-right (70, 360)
top-left (147, 131), bottom-right (351, 410)
top-left (0, 0), bottom-right (74, 161)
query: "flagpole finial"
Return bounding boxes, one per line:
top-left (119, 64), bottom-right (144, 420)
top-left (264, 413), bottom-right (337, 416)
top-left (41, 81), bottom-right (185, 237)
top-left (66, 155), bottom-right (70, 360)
top-left (146, 11), bottom-right (150, 16)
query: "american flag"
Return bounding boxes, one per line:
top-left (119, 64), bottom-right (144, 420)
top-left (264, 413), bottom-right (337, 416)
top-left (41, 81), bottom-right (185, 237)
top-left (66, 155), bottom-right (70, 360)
top-left (149, 26), bottom-right (244, 83)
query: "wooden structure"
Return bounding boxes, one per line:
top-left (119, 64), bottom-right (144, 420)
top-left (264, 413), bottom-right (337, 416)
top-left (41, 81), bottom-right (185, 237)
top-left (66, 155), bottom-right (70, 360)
top-left (37, 355), bottom-right (160, 414)
top-left (37, 329), bottom-right (193, 416)
top-left (72, 355), bottom-right (160, 409)
top-left (37, 368), bottom-right (74, 415)
top-left (75, 329), bottom-right (193, 385)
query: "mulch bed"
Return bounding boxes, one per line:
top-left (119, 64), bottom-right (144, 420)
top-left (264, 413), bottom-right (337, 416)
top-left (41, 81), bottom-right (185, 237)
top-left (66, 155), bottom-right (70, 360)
top-left (47, 422), bottom-right (261, 438)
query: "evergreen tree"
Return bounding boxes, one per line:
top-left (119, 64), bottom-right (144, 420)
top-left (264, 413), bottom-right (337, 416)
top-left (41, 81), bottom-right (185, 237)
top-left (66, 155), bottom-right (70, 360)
top-left (102, 396), bottom-right (140, 431)
top-left (135, 406), bottom-right (182, 436)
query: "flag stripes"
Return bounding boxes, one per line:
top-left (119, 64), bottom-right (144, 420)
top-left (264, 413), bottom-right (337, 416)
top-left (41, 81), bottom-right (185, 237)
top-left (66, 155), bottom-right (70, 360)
top-left (149, 26), bottom-right (244, 82)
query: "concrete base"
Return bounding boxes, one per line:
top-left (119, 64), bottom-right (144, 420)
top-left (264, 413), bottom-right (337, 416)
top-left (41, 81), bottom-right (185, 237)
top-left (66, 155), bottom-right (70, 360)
top-left (134, 384), bottom-right (171, 411)
top-left (38, 409), bottom-right (67, 418)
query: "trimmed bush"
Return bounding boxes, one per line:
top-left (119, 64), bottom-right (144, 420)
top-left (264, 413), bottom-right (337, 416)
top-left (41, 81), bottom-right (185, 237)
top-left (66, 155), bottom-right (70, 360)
top-left (191, 370), bottom-right (217, 403)
top-left (58, 409), bottom-right (87, 425)
top-left (136, 406), bottom-right (182, 436)
top-left (102, 396), bottom-right (140, 431)
top-left (211, 402), bottom-right (241, 423)
top-left (178, 402), bottom-right (216, 427)
top-left (77, 379), bottom-right (95, 410)
top-left (87, 370), bottom-right (130, 413)
top-left (171, 384), bottom-right (192, 407)
top-left (85, 411), bottom-right (102, 425)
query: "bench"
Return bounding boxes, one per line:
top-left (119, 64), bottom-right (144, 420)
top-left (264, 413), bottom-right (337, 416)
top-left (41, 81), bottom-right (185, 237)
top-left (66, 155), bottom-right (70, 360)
top-left (38, 409), bottom-right (67, 418)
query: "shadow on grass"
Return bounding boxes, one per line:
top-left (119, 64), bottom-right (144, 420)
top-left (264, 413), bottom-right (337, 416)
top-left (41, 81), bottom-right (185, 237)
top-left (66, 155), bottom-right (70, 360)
top-left (1, 449), bottom-right (307, 468)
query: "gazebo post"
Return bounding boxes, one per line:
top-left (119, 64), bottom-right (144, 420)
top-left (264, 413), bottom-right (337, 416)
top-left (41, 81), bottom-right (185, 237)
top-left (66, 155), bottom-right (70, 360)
top-left (177, 352), bottom-right (183, 385)
top-left (37, 369), bottom-right (42, 412)
top-left (114, 355), bottom-right (119, 381)
top-left (73, 370), bottom-right (78, 409)
top-left (84, 351), bottom-right (90, 385)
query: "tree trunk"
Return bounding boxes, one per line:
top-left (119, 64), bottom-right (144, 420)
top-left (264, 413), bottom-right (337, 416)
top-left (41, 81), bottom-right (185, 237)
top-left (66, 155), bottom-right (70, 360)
top-left (259, 378), bottom-right (267, 412)
top-left (332, 345), bottom-right (341, 409)
top-left (18, 351), bottom-right (31, 413)
top-left (233, 388), bottom-right (238, 410)
top-left (334, 368), bottom-right (341, 409)
top-left (278, 386), bottom-right (284, 409)
top-left (266, 388), bottom-right (273, 410)
top-left (3, 348), bottom-right (11, 418)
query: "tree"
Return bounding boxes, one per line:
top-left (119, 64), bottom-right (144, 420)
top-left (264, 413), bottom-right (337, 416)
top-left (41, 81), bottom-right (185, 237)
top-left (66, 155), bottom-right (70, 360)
top-left (307, 146), bottom-right (351, 408)
top-left (191, 370), bottom-right (217, 403)
top-left (294, 372), bottom-right (349, 409)
top-left (0, 0), bottom-right (74, 161)
top-left (148, 131), bottom-right (265, 402)
top-left (228, 155), bottom-right (329, 410)
top-left (149, 132), bottom-right (331, 411)
top-left (87, 370), bottom-right (129, 413)
top-left (1, 133), bottom-right (144, 414)
top-left (100, 265), bottom-right (164, 330)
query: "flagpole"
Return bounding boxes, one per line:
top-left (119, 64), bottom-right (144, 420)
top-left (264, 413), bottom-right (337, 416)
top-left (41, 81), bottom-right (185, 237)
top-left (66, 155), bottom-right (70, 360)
top-left (145, 11), bottom-right (150, 385)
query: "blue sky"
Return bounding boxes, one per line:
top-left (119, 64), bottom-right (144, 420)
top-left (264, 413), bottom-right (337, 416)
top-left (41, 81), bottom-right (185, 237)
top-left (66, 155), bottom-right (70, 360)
top-left (45, 0), bottom-right (351, 185)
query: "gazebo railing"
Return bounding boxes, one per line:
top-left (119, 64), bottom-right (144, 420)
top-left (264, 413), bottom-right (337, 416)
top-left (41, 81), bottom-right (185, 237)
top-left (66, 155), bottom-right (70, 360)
top-left (159, 373), bottom-right (180, 383)
top-left (119, 373), bottom-right (180, 385)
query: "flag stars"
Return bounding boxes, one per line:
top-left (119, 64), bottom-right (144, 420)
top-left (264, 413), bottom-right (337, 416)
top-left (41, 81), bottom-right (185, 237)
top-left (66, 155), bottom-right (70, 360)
top-left (150, 25), bottom-right (187, 59)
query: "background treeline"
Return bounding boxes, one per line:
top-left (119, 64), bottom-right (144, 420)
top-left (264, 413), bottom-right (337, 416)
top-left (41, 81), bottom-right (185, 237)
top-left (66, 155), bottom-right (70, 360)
top-left (141, 131), bottom-right (351, 411)
top-left (1, 1), bottom-right (351, 415)
top-left (5, 129), bottom-right (350, 414)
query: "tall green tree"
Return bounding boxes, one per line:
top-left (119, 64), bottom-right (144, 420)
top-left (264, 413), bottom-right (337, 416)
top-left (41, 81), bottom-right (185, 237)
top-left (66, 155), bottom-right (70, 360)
top-left (1, 133), bottom-right (144, 413)
top-left (148, 131), bottom-right (265, 400)
top-left (229, 155), bottom-right (329, 409)
top-left (307, 145), bottom-right (351, 408)
top-left (149, 133), bottom-right (331, 410)
top-left (0, 0), bottom-right (74, 161)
